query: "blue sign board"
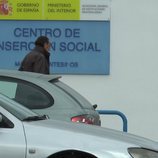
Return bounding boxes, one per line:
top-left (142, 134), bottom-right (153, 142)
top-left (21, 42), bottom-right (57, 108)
top-left (0, 20), bottom-right (110, 74)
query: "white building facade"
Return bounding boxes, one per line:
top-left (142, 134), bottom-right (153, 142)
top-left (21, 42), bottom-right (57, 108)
top-left (62, 0), bottom-right (158, 141)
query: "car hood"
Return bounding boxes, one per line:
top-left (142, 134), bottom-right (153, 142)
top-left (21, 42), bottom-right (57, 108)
top-left (23, 119), bottom-right (158, 156)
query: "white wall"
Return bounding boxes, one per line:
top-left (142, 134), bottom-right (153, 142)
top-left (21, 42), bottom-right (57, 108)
top-left (61, 0), bottom-right (158, 141)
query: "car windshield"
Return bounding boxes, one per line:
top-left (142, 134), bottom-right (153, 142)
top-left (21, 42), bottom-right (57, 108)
top-left (50, 80), bottom-right (94, 109)
top-left (0, 94), bottom-right (40, 121)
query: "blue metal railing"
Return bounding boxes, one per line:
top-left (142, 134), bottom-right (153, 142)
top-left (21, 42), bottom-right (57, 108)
top-left (97, 110), bottom-right (128, 132)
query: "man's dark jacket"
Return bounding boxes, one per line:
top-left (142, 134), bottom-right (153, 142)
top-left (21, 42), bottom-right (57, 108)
top-left (19, 46), bottom-right (50, 74)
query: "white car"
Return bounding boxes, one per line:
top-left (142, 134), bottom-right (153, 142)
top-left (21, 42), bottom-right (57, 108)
top-left (0, 93), bottom-right (158, 158)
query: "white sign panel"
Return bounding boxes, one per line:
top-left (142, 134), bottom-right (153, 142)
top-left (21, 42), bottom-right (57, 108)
top-left (80, 0), bottom-right (111, 21)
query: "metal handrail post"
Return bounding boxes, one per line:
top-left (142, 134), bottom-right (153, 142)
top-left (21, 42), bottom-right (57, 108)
top-left (97, 110), bottom-right (128, 132)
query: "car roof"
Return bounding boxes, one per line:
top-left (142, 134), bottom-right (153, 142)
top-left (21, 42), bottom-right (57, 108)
top-left (0, 69), bottom-right (61, 82)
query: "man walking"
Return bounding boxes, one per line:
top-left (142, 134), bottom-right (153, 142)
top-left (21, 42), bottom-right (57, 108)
top-left (19, 36), bottom-right (51, 74)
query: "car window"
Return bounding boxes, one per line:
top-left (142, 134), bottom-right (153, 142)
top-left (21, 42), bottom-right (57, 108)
top-left (0, 82), bottom-right (17, 98)
top-left (52, 80), bottom-right (93, 109)
top-left (0, 77), bottom-right (54, 109)
top-left (0, 113), bottom-right (14, 128)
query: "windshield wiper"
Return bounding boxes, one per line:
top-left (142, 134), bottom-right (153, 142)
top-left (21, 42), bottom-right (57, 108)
top-left (23, 115), bottom-right (48, 121)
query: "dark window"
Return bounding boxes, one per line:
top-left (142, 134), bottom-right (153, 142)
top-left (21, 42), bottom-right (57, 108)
top-left (0, 77), bottom-right (54, 109)
top-left (0, 113), bottom-right (14, 128)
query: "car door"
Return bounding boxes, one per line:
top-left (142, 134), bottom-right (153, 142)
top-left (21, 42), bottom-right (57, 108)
top-left (0, 106), bottom-right (26, 158)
